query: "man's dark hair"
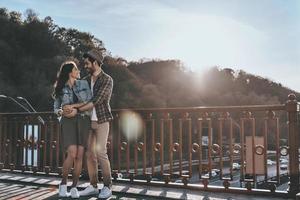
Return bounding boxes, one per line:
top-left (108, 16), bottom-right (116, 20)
top-left (83, 49), bottom-right (104, 66)
top-left (83, 54), bottom-right (96, 64)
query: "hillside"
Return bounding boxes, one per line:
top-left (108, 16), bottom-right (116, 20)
top-left (0, 8), bottom-right (298, 112)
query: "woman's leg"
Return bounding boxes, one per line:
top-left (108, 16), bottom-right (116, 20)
top-left (61, 145), bottom-right (77, 185)
top-left (86, 132), bottom-right (99, 187)
top-left (71, 145), bottom-right (84, 187)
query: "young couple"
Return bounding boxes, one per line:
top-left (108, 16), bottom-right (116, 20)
top-left (53, 49), bottom-right (113, 199)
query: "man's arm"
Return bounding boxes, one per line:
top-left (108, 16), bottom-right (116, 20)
top-left (78, 76), bottom-right (113, 112)
top-left (77, 102), bottom-right (94, 111)
top-left (91, 76), bottom-right (113, 105)
top-left (62, 102), bottom-right (87, 113)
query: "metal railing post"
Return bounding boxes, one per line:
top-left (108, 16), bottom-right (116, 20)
top-left (286, 94), bottom-right (299, 196)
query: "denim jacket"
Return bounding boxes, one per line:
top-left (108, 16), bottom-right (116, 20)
top-left (53, 80), bottom-right (92, 116)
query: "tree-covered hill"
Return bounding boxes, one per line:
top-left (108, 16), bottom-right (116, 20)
top-left (0, 8), bottom-right (298, 112)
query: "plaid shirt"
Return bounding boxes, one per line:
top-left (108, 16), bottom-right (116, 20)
top-left (85, 71), bottom-right (113, 124)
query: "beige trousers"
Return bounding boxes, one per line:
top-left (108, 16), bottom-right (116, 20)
top-left (86, 121), bottom-right (112, 187)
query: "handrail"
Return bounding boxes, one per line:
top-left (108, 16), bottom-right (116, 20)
top-left (0, 104), bottom-right (286, 116)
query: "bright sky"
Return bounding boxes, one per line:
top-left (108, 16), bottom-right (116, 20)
top-left (2, 0), bottom-right (300, 91)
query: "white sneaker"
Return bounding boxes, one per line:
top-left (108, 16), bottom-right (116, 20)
top-left (58, 184), bottom-right (70, 197)
top-left (98, 186), bottom-right (112, 199)
top-left (79, 185), bottom-right (99, 196)
top-left (70, 187), bottom-right (80, 199)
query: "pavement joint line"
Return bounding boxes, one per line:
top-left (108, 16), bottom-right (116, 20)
top-left (8, 187), bottom-right (51, 200)
top-left (0, 172), bottom-right (178, 200)
top-left (0, 171), bottom-right (294, 200)
top-left (0, 188), bottom-right (36, 199)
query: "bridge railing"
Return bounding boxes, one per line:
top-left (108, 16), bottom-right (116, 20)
top-left (0, 94), bottom-right (299, 198)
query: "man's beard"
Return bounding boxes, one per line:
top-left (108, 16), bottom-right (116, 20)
top-left (86, 67), bottom-right (94, 75)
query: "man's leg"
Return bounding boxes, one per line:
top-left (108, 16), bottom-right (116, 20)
top-left (94, 122), bottom-right (112, 187)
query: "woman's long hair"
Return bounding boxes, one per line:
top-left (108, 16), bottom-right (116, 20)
top-left (52, 61), bottom-right (76, 99)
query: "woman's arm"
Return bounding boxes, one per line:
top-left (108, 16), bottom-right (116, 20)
top-left (53, 97), bottom-right (62, 116)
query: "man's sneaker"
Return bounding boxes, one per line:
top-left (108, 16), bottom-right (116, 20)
top-left (58, 184), bottom-right (70, 197)
top-left (79, 185), bottom-right (99, 196)
top-left (98, 186), bottom-right (112, 199)
top-left (70, 187), bottom-right (80, 199)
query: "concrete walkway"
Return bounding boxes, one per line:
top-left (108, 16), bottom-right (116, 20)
top-left (0, 172), bottom-right (293, 200)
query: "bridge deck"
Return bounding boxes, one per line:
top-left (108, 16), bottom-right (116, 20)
top-left (0, 172), bottom-right (291, 200)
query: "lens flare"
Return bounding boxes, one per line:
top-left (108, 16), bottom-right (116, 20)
top-left (120, 110), bottom-right (143, 141)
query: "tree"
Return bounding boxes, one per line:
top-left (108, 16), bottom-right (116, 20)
top-left (0, 7), bottom-right (299, 112)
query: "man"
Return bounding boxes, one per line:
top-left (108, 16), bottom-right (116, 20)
top-left (67, 49), bottom-right (113, 199)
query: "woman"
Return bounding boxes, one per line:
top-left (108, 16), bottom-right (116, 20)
top-left (53, 61), bottom-right (92, 198)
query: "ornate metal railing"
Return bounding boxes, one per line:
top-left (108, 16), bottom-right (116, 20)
top-left (0, 94), bottom-right (299, 198)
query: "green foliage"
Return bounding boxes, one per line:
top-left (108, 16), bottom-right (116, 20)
top-left (0, 7), bottom-right (299, 112)
top-left (0, 8), bottom-right (105, 112)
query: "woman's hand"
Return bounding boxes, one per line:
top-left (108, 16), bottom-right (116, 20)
top-left (63, 104), bottom-right (75, 114)
top-left (63, 108), bottom-right (77, 118)
top-left (57, 109), bottom-right (63, 117)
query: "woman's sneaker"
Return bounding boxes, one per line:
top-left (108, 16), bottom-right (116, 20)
top-left (58, 184), bottom-right (70, 197)
top-left (98, 186), bottom-right (112, 199)
top-left (70, 187), bottom-right (80, 199)
top-left (79, 185), bottom-right (99, 196)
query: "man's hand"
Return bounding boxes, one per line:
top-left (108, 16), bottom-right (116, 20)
top-left (63, 108), bottom-right (77, 118)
